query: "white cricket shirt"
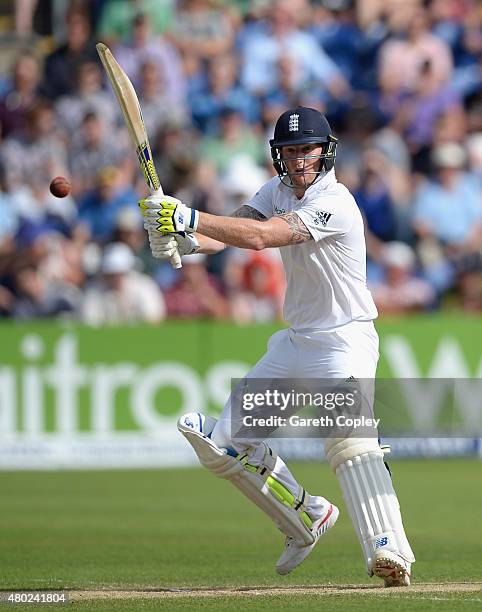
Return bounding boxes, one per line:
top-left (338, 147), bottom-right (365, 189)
top-left (248, 169), bottom-right (378, 330)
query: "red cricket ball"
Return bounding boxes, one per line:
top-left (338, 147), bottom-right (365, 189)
top-left (49, 176), bottom-right (71, 198)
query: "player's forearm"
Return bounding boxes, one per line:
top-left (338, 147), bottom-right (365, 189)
top-left (195, 234), bottom-right (226, 254)
top-left (197, 212), bottom-right (266, 250)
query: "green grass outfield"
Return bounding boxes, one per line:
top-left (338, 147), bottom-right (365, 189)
top-left (1, 460), bottom-right (481, 610)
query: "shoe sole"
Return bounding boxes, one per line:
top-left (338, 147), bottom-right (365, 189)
top-left (373, 555), bottom-right (410, 587)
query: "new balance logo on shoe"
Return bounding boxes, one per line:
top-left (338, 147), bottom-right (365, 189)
top-left (375, 536), bottom-right (389, 548)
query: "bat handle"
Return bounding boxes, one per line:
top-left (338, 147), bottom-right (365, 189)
top-left (151, 187), bottom-right (182, 270)
top-left (170, 248), bottom-right (182, 269)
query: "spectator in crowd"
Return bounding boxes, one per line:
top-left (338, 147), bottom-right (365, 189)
top-left (465, 89), bottom-right (482, 134)
top-left (114, 12), bottom-right (187, 110)
top-left (0, 101), bottom-right (69, 199)
top-left (374, 53), bottom-right (411, 128)
top-left (221, 154), bottom-right (270, 216)
top-left (226, 249), bottom-right (285, 323)
top-left (82, 242), bottom-right (166, 325)
top-left (9, 223), bottom-right (84, 319)
top-left (457, 264), bottom-right (482, 313)
top-left (430, 105), bottom-right (468, 151)
top-left (403, 60), bottom-right (463, 166)
top-left (0, 282), bottom-right (13, 317)
top-left (370, 241), bottom-right (434, 314)
top-left (113, 207), bottom-right (147, 258)
top-left (199, 108), bottom-right (265, 175)
top-left (98, 0), bottom-right (175, 43)
top-left (261, 53), bottom-right (325, 124)
top-left (0, 167), bottom-right (18, 316)
top-left (15, 177), bottom-right (77, 237)
top-left (14, 0), bottom-right (38, 38)
top-left (11, 263), bottom-right (80, 320)
top-left (451, 2), bottom-right (482, 98)
top-left (413, 143), bottom-right (482, 292)
top-left (332, 100), bottom-right (379, 179)
top-left (310, 0), bottom-right (365, 88)
top-left (152, 123), bottom-right (198, 193)
top-left (112, 206), bottom-right (156, 276)
top-left (354, 149), bottom-right (398, 245)
top-left (43, 8), bottom-right (99, 100)
top-left (0, 51), bottom-right (42, 138)
top-left (55, 60), bottom-right (119, 134)
top-left (466, 133), bottom-right (482, 183)
top-left (13, 224), bottom-right (86, 313)
top-left (190, 54), bottom-right (259, 134)
top-left (164, 253), bottom-right (229, 319)
top-left (138, 59), bottom-right (187, 138)
top-left (69, 111), bottom-right (134, 198)
top-left (240, 0), bottom-right (349, 101)
top-left (77, 166), bottom-right (139, 243)
top-left (171, 0), bottom-right (234, 62)
top-left (378, 7), bottom-right (453, 95)
top-left (0, 164), bottom-right (21, 243)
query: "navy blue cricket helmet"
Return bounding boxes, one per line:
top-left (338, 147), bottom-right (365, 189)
top-left (269, 107), bottom-right (338, 187)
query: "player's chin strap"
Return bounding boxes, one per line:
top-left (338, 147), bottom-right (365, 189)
top-left (178, 413), bottom-right (315, 546)
top-left (325, 437), bottom-right (415, 574)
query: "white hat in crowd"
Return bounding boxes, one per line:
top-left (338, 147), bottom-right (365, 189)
top-left (101, 242), bottom-right (135, 274)
top-left (383, 241), bottom-right (416, 270)
top-left (222, 154), bottom-right (270, 198)
top-left (431, 143), bottom-right (466, 169)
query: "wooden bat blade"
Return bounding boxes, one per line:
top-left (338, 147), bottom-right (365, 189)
top-left (96, 42), bottom-right (182, 270)
top-left (96, 42), bottom-right (161, 194)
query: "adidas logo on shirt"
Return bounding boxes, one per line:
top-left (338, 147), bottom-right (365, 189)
top-left (313, 211), bottom-right (333, 226)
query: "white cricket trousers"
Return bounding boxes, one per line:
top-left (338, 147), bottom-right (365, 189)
top-left (210, 320), bottom-right (379, 518)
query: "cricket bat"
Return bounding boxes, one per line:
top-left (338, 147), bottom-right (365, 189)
top-left (96, 42), bottom-right (182, 269)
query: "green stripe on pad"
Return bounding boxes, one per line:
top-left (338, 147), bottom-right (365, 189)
top-left (266, 476), bottom-right (313, 528)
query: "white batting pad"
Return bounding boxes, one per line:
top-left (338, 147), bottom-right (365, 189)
top-left (326, 438), bottom-right (415, 572)
top-left (178, 413), bottom-right (326, 545)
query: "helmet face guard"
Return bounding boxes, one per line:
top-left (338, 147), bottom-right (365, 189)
top-left (270, 136), bottom-right (338, 188)
top-left (269, 107), bottom-right (338, 188)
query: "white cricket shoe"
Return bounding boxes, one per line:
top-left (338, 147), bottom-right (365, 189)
top-left (372, 549), bottom-right (411, 587)
top-left (276, 503), bottom-right (339, 575)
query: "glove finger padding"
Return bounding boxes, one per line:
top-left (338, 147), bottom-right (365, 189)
top-left (147, 231), bottom-right (176, 259)
top-left (139, 195), bottom-right (182, 212)
top-left (138, 195), bottom-right (199, 234)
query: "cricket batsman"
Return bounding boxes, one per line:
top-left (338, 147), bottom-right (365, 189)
top-left (139, 107), bottom-right (415, 586)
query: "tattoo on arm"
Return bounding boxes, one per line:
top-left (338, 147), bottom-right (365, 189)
top-left (231, 205), bottom-right (267, 221)
top-left (279, 212), bottom-right (313, 244)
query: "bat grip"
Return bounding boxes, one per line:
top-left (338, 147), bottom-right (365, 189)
top-left (151, 187), bottom-right (182, 270)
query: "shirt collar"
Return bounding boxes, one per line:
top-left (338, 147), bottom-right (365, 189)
top-left (310, 168), bottom-right (337, 192)
top-left (279, 169), bottom-right (337, 201)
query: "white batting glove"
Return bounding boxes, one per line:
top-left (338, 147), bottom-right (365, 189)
top-left (139, 195), bottom-right (199, 235)
top-left (147, 231), bottom-right (200, 259)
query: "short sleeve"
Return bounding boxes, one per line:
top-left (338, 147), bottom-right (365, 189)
top-left (247, 180), bottom-right (274, 219)
top-left (295, 197), bottom-right (354, 242)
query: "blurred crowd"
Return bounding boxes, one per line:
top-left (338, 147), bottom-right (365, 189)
top-left (0, 0), bottom-right (481, 324)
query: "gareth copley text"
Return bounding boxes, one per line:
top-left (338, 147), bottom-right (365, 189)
top-left (242, 414), bottom-right (380, 429)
